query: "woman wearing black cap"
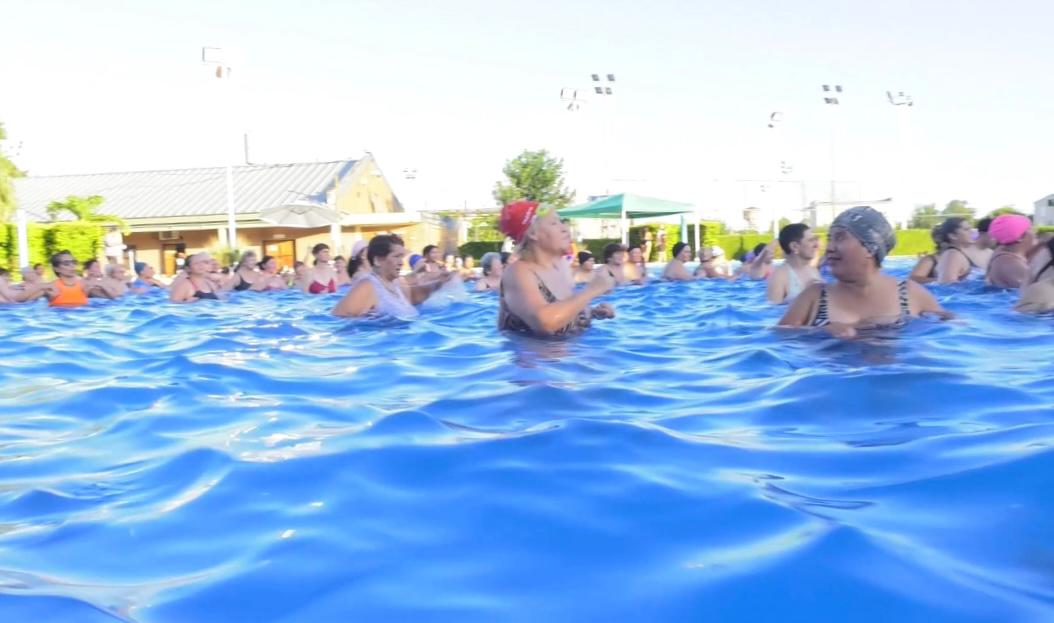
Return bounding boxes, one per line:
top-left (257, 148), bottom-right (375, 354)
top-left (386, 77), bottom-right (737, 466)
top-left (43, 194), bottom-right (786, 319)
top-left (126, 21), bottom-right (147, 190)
top-left (662, 242), bottom-right (695, 281)
top-left (573, 251), bottom-right (595, 284)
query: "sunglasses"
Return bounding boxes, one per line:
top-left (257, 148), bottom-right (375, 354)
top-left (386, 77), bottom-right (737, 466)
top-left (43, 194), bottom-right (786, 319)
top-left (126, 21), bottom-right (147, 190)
top-left (56, 259), bottom-right (77, 266)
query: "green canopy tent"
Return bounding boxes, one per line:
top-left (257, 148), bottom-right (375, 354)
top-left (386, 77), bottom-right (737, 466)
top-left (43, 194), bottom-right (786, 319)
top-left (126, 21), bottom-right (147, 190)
top-left (559, 193), bottom-right (698, 249)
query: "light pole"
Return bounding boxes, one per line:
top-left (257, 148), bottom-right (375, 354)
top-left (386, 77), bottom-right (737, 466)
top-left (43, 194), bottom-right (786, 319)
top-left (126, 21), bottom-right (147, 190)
top-left (202, 47), bottom-right (239, 252)
top-left (822, 84), bottom-right (842, 224)
top-left (887, 90), bottom-right (914, 227)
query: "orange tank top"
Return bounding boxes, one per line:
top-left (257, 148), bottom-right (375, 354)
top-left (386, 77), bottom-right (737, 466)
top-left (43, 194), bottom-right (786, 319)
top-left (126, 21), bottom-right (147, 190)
top-left (50, 278), bottom-right (88, 307)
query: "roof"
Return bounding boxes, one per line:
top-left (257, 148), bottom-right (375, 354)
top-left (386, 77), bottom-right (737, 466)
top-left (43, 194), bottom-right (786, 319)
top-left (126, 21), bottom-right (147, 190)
top-left (13, 160), bottom-right (360, 222)
top-left (560, 193), bottom-right (695, 219)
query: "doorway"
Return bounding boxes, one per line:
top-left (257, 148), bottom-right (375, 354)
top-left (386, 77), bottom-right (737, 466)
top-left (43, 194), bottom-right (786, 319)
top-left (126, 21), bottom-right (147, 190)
top-left (263, 239), bottom-right (296, 272)
top-left (162, 243), bottom-right (186, 276)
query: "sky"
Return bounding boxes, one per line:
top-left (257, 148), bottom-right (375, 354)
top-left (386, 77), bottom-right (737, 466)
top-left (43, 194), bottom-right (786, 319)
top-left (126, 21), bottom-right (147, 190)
top-left (3, 0), bottom-right (1053, 226)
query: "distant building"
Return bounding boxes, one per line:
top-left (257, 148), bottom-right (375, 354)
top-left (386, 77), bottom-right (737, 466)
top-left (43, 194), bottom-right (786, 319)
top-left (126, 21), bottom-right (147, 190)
top-left (14, 155), bottom-right (442, 274)
top-left (1034, 194), bottom-right (1054, 226)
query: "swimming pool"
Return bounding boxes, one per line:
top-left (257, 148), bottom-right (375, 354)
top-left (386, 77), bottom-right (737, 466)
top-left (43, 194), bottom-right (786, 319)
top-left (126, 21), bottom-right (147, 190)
top-left (1, 259), bottom-right (1052, 622)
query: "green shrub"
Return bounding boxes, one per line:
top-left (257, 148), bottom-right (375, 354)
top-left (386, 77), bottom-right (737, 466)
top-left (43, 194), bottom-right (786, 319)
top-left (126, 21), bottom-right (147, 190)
top-left (45, 222), bottom-right (103, 265)
top-left (580, 238), bottom-right (621, 258)
top-left (458, 241), bottom-right (503, 260)
top-left (891, 228), bottom-right (937, 257)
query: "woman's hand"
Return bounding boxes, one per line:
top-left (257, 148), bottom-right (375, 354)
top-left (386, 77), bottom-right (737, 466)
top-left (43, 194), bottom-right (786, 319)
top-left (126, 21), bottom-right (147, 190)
top-left (591, 303), bottom-right (616, 319)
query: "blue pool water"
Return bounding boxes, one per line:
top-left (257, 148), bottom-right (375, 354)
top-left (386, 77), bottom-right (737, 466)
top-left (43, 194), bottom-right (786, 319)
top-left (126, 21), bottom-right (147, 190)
top-left (1, 260), bottom-right (1053, 622)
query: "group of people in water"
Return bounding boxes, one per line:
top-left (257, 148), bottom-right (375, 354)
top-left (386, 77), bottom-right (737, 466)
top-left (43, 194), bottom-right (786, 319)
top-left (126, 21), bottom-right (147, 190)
top-left (2, 200), bottom-right (1051, 339)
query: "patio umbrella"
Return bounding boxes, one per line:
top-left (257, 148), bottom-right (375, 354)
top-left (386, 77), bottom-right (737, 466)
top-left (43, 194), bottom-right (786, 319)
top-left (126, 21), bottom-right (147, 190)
top-left (260, 201), bottom-right (342, 228)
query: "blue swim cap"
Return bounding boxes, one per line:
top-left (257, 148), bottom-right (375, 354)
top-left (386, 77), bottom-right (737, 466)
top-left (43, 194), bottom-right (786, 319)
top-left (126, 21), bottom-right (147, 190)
top-left (409, 254), bottom-right (422, 268)
top-left (134, 261), bottom-right (148, 275)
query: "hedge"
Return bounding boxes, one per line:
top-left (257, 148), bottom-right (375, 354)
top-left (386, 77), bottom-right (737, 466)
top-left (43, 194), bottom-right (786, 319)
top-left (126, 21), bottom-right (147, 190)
top-left (458, 241), bottom-right (503, 259)
top-left (0, 222), bottom-right (105, 278)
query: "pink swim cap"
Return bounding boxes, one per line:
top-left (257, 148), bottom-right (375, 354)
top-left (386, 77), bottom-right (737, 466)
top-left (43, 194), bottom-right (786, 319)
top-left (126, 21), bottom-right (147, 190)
top-left (988, 214), bottom-right (1032, 245)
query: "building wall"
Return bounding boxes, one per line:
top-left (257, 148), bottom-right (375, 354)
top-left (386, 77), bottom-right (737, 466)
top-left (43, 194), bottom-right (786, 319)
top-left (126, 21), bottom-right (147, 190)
top-left (1034, 196), bottom-right (1054, 226)
top-left (333, 160), bottom-right (401, 215)
top-left (126, 222), bottom-right (439, 276)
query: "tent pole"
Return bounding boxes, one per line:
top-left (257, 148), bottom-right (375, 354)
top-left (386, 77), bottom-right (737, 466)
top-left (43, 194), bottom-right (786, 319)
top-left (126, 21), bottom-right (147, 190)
top-left (680, 215), bottom-right (687, 248)
top-left (694, 205), bottom-right (700, 255)
top-left (621, 207), bottom-right (628, 246)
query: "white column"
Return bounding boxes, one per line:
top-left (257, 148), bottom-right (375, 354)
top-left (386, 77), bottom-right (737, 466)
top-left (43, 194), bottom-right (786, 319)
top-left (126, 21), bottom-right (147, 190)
top-left (693, 206), bottom-right (701, 255)
top-left (330, 222), bottom-right (342, 254)
top-left (225, 164), bottom-right (237, 248)
top-left (16, 207), bottom-right (29, 268)
top-left (680, 215), bottom-right (687, 247)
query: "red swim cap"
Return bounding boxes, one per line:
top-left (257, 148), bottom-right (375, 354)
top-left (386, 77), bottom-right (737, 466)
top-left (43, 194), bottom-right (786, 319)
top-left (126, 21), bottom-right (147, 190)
top-left (500, 200), bottom-right (540, 244)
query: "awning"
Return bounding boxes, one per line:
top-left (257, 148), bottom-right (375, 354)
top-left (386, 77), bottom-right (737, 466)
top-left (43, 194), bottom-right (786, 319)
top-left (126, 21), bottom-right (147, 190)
top-left (559, 193), bottom-right (695, 219)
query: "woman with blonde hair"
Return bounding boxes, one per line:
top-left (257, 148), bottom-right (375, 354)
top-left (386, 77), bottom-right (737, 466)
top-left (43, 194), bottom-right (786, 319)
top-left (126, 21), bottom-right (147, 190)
top-left (496, 201), bottom-right (615, 336)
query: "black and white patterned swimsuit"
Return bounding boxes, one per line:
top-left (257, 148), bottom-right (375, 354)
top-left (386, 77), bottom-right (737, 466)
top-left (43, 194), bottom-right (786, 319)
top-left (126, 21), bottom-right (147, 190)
top-left (812, 279), bottom-right (910, 327)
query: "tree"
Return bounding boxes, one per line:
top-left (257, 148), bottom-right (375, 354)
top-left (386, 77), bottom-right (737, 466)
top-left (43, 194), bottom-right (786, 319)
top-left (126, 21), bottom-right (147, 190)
top-left (987, 206), bottom-right (1026, 218)
top-left (0, 122), bottom-right (25, 222)
top-left (909, 204), bottom-right (940, 229)
top-left (46, 195), bottom-right (127, 231)
top-left (941, 199), bottom-right (974, 217)
top-left (493, 149), bottom-right (575, 208)
top-left (467, 214), bottom-right (503, 241)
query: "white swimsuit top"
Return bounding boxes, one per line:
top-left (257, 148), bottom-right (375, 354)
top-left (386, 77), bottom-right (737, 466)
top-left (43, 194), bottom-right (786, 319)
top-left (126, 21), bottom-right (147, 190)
top-left (366, 273), bottom-right (418, 318)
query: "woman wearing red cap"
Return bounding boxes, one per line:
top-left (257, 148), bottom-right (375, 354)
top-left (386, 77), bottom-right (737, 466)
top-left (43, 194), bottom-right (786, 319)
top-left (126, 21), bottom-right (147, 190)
top-left (497, 200), bottom-right (615, 335)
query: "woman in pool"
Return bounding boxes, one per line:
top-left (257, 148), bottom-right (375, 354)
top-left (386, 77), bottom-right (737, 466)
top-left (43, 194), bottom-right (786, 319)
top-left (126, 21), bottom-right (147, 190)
top-left (253, 255), bottom-right (287, 291)
top-left (573, 251), bottom-right (596, 284)
top-left (739, 242), bottom-right (775, 280)
top-left (780, 206), bottom-right (950, 338)
top-left (662, 242), bottom-right (696, 281)
top-left (934, 217), bottom-right (979, 283)
top-left (346, 240), bottom-right (370, 285)
top-left (332, 234), bottom-right (452, 317)
top-left (333, 256), bottom-right (353, 287)
top-left (602, 243), bottom-right (631, 286)
top-left (475, 252), bottom-right (503, 292)
top-left (170, 253), bottom-right (222, 303)
top-left (497, 200), bottom-right (615, 336)
top-left (230, 251), bottom-right (261, 291)
top-left (985, 214), bottom-right (1035, 289)
top-left (625, 245), bottom-right (648, 283)
top-left (909, 225), bottom-right (943, 284)
top-left (304, 243), bottom-right (338, 294)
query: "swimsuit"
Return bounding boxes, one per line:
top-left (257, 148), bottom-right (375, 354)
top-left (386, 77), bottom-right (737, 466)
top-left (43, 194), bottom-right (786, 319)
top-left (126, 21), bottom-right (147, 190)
top-left (189, 278), bottom-right (219, 300)
top-left (308, 278), bottom-right (336, 294)
top-left (1033, 238), bottom-right (1054, 284)
top-left (786, 266), bottom-right (806, 300)
top-left (365, 273), bottom-right (417, 318)
top-left (233, 273), bottom-right (253, 291)
top-left (986, 251), bottom-right (1029, 288)
top-left (499, 271), bottom-right (582, 336)
top-left (49, 279), bottom-right (88, 307)
top-left (940, 247), bottom-right (978, 281)
top-left (812, 279), bottom-right (910, 328)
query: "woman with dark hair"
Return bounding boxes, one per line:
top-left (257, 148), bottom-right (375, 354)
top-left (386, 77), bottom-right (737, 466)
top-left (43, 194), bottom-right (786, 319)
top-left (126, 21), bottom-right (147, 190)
top-left (935, 216), bottom-right (978, 283)
top-left (304, 243), bottom-right (338, 294)
top-left (253, 255), bottom-right (287, 291)
top-left (602, 243), bottom-right (631, 286)
top-left (347, 240), bottom-right (370, 284)
top-left (909, 224), bottom-right (943, 284)
top-left (332, 235), bottom-right (453, 317)
top-left (475, 252), bottom-right (503, 292)
top-left (780, 206), bottom-right (949, 338)
top-left (333, 256), bottom-right (352, 287)
top-left (625, 245), bottom-right (648, 283)
top-left (573, 251), bottom-right (595, 284)
top-left (496, 200), bottom-right (615, 336)
top-left (662, 242), bottom-right (695, 281)
top-left (739, 241), bottom-right (775, 280)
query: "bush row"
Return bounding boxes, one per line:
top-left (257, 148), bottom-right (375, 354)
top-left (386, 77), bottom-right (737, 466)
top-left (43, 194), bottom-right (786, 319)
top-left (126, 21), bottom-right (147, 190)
top-left (0, 222), bottom-right (104, 276)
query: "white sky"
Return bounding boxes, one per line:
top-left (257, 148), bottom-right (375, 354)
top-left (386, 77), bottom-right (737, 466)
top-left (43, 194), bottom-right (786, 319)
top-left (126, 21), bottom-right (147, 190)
top-left (3, 0), bottom-right (1052, 225)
